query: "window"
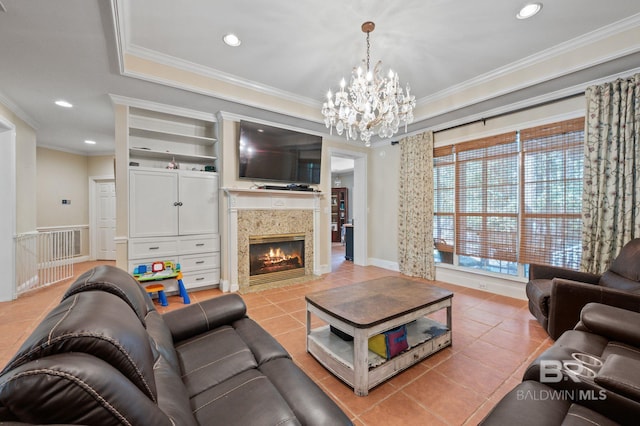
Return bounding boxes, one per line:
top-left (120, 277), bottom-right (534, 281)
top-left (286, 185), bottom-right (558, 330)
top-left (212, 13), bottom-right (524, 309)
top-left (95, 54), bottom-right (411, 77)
top-left (433, 117), bottom-right (585, 274)
top-left (433, 146), bottom-right (454, 264)
top-left (520, 118), bottom-right (584, 269)
top-left (456, 133), bottom-right (519, 275)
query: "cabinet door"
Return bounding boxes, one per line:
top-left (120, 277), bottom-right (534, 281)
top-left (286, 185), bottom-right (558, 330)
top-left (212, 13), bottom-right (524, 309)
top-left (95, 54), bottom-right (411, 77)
top-left (178, 173), bottom-right (218, 235)
top-left (129, 169), bottom-right (179, 237)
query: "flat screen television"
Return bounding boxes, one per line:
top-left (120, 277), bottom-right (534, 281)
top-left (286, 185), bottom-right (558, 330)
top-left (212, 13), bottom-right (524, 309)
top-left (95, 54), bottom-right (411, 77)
top-left (238, 120), bottom-right (322, 185)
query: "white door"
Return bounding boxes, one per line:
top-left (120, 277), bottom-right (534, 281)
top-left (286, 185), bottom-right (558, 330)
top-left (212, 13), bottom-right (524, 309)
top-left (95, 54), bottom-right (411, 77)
top-left (178, 172), bottom-right (218, 235)
top-left (96, 181), bottom-right (116, 260)
top-left (129, 169), bottom-right (179, 237)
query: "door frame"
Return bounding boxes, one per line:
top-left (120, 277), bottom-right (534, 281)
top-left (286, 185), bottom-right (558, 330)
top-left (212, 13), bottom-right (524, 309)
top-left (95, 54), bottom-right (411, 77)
top-left (89, 175), bottom-right (115, 260)
top-left (0, 116), bottom-right (16, 301)
top-left (327, 147), bottom-right (368, 268)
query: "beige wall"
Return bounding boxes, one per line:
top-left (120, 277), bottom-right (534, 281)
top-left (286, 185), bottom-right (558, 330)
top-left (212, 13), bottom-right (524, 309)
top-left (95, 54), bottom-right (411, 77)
top-left (368, 143), bottom-right (400, 264)
top-left (36, 148), bottom-right (90, 227)
top-left (0, 103), bottom-right (37, 234)
top-left (88, 155), bottom-right (115, 177)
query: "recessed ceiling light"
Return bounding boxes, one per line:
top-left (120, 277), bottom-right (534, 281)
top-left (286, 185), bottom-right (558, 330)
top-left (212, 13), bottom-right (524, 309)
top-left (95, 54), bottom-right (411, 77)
top-left (223, 33), bottom-right (241, 47)
top-left (84, 140), bottom-right (96, 145)
top-left (517, 3), bottom-right (542, 19)
top-left (55, 100), bottom-right (73, 108)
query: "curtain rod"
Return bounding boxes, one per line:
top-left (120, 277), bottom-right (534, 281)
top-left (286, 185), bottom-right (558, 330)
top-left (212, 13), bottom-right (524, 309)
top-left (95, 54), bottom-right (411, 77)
top-left (432, 92), bottom-right (585, 134)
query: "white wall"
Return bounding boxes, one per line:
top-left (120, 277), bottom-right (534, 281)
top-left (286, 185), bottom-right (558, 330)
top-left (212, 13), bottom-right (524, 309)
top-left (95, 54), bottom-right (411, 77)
top-left (0, 102), bottom-right (36, 301)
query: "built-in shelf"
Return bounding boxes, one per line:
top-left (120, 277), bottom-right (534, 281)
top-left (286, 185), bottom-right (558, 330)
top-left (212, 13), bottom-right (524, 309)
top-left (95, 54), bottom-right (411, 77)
top-left (126, 107), bottom-right (218, 170)
top-left (129, 147), bottom-right (217, 163)
top-left (129, 127), bottom-right (216, 145)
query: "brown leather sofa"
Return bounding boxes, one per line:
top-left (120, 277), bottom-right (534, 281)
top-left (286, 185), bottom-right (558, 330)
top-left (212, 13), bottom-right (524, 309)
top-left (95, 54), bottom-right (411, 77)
top-left (0, 265), bottom-right (352, 425)
top-left (526, 238), bottom-right (640, 339)
top-left (481, 302), bottom-right (640, 425)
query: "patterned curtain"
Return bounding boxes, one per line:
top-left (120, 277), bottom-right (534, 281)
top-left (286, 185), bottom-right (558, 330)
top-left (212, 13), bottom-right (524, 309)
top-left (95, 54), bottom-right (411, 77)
top-left (398, 131), bottom-right (435, 279)
top-left (581, 73), bottom-right (640, 273)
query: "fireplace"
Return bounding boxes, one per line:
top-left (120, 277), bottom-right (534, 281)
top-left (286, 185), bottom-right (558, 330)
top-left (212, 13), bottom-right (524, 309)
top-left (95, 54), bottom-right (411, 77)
top-left (249, 233), bottom-right (305, 286)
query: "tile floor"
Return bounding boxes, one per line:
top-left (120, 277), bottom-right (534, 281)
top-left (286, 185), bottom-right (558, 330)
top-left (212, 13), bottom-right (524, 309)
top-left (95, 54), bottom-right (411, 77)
top-left (0, 246), bottom-right (553, 425)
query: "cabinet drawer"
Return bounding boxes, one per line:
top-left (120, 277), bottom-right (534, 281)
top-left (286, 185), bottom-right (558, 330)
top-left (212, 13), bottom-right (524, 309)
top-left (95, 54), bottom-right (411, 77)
top-left (178, 235), bottom-right (219, 255)
top-left (179, 253), bottom-right (220, 271)
top-left (182, 269), bottom-right (220, 289)
top-left (129, 238), bottom-right (178, 259)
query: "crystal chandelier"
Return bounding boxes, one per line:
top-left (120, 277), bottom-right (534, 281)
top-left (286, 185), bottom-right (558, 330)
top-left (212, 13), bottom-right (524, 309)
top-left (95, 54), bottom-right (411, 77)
top-left (321, 21), bottom-right (416, 147)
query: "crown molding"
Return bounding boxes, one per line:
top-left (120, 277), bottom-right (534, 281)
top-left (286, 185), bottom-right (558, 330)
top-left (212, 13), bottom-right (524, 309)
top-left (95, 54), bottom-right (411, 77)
top-left (0, 91), bottom-right (39, 130)
top-left (110, 0), bottom-right (126, 74)
top-left (108, 94), bottom-right (217, 122)
top-left (415, 13), bottom-right (640, 117)
top-left (125, 43), bottom-right (321, 109)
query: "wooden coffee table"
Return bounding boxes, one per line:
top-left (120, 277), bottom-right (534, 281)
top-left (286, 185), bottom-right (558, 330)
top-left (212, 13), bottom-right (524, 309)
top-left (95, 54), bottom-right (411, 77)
top-left (306, 276), bottom-right (453, 396)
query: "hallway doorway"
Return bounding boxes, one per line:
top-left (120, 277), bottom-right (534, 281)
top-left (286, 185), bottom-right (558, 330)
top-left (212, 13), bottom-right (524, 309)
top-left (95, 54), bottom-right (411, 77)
top-left (328, 149), bottom-right (367, 270)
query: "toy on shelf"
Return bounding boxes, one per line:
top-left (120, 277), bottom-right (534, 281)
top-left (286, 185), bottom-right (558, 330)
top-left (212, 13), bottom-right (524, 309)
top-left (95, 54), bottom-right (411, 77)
top-left (132, 261), bottom-right (190, 305)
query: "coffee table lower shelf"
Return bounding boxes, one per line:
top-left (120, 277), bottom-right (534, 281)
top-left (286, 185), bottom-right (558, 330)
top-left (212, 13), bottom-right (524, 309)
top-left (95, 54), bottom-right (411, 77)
top-left (307, 318), bottom-right (451, 394)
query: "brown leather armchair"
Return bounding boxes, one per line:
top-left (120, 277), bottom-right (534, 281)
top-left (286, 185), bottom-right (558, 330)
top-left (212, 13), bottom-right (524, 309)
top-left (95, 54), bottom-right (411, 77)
top-left (526, 238), bottom-right (640, 339)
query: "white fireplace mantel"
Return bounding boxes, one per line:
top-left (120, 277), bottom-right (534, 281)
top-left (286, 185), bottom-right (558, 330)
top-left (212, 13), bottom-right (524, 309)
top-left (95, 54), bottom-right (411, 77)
top-left (222, 188), bottom-right (323, 292)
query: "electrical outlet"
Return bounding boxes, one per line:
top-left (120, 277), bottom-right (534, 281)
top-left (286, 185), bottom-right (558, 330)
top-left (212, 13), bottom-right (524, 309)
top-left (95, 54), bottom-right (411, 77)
top-left (478, 283), bottom-right (488, 290)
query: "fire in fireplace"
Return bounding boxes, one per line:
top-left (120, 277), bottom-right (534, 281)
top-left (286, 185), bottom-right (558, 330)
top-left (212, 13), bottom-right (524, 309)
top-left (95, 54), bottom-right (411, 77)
top-left (249, 233), bottom-right (305, 285)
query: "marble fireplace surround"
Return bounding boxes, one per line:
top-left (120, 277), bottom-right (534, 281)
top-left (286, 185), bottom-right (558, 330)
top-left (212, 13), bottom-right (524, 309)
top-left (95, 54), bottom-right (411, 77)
top-left (223, 188), bottom-right (322, 293)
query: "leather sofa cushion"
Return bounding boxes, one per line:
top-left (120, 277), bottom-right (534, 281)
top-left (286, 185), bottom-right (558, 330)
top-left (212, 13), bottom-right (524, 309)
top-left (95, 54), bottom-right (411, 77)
top-left (260, 357), bottom-right (352, 425)
top-left (607, 238), bottom-right (640, 282)
top-left (146, 310), bottom-right (181, 373)
top-left (580, 303), bottom-right (640, 347)
top-left (190, 368), bottom-right (301, 426)
top-left (233, 317), bottom-right (290, 365)
top-left (526, 279), bottom-right (552, 316)
top-left (164, 294), bottom-right (247, 342)
top-left (176, 325), bottom-right (258, 398)
top-left (0, 353), bottom-right (172, 426)
top-left (1, 291), bottom-right (157, 401)
top-left (62, 264), bottom-right (153, 326)
top-left (600, 341), bottom-right (640, 362)
top-left (595, 354), bottom-right (640, 401)
top-left (153, 354), bottom-right (199, 426)
top-left (599, 270), bottom-right (640, 292)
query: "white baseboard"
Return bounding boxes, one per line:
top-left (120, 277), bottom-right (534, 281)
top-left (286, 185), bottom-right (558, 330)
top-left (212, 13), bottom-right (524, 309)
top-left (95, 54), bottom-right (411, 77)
top-left (368, 258), bottom-right (400, 272)
top-left (317, 264), bottom-right (331, 275)
top-left (435, 266), bottom-right (527, 300)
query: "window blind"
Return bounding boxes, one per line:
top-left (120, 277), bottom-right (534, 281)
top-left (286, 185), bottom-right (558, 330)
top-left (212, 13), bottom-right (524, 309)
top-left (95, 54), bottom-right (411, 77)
top-left (454, 132), bottom-right (519, 261)
top-left (433, 146), bottom-right (454, 252)
top-left (519, 117), bottom-right (585, 268)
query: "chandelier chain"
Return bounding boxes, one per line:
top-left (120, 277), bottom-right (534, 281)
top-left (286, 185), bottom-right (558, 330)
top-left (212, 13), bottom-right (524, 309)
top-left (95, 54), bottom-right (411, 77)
top-left (366, 31), bottom-right (370, 71)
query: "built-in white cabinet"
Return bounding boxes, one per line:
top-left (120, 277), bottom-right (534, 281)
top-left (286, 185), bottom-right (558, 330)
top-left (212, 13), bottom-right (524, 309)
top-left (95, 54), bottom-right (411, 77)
top-left (129, 169), bottom-right (218, 238)
top-left (124, 104), bottom-right (220, 291)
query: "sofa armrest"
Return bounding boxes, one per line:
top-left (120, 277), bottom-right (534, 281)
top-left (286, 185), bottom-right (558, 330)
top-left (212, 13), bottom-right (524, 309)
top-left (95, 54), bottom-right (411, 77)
top-left (548, 281), bottom-right (640, 340)
top-left (579, 303), bottom-right (640, 347)
top-left (163, 294), bottom-right (247, 343)
top-left (595, 354), bottom-right (640, 402)
top-left (529, 264), bottom-right (600, 283)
